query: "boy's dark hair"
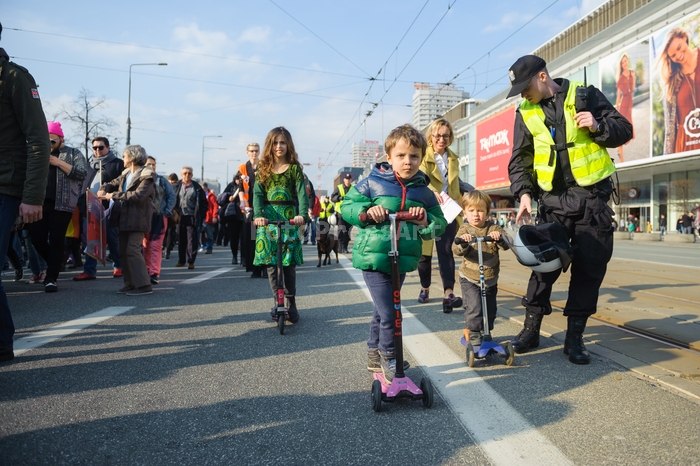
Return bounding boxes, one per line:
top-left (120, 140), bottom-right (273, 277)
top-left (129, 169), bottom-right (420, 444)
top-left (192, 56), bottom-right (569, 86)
top-left (92, 136), bottom-right (110, 148)
top-left (168, 173), bottom-right (179, 182)
top-left (384, 124), bottom-right (427, 159)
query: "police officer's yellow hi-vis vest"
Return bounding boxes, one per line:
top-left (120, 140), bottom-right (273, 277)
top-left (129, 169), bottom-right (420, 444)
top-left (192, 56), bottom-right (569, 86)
top-left (334, 184), bottom-right (347, 213)
top-left (319, 201), bottom-right (333, 219)
top-left (519, 81), bottom-right (616, 192)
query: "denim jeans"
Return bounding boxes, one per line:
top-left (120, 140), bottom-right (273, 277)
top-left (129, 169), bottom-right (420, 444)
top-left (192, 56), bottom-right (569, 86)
top-left (22, 229), bottom-right (46, 276)
top-left (204, 223), bottom-right (215, 251)
top-left (83, 224), bottom-right (121, 275)
top-left (363, 270), bottom-right (405, 355)
top-left (303, 217), bottom-right (317, 243)
top-left (0, 194), bottom-right (20, 349)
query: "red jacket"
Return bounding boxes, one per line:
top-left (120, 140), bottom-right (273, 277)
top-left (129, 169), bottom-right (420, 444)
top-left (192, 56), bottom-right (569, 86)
top-left (204, 190), bottom-right (219, 224)
top-left (311, 196), bottom-right (321, 217)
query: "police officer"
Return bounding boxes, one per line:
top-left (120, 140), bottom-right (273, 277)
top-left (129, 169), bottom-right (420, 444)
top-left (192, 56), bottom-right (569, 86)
top-left (331, 173), bottom-right (353, 253)
top-left (507, 55), bottom-right (632, 364)
top-left (0, 22), bottom-right (51, 362)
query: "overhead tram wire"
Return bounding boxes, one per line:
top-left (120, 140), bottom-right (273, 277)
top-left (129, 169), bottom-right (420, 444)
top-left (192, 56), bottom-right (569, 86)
top-left (417, 0), bottom-right (561, 110)
top-left (5, 27), bottom-right (367, 81)
top-left (267, 0), bottom-right (371, 78)
top-left (319, 0), bottom-right (456, 176)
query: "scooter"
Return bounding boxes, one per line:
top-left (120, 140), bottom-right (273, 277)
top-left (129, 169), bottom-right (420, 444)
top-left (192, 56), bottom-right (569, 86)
top-left (264, 219), bottom-right (301, 335)
top-left (359, 211), bottom-right (434, 412)
top-left (454, 236), bottom-right (515, 367)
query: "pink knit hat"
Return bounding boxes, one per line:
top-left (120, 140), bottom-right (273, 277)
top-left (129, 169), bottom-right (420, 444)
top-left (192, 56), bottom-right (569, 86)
top-left (47, 121), bottom-right (64, 138)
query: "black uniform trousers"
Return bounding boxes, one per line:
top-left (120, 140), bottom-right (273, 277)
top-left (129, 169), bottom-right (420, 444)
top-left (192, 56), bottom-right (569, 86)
top-left (522, 187), bottom-right (614, 318)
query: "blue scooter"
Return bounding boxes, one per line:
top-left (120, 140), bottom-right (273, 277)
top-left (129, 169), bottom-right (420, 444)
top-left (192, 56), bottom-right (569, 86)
top-left (455, 236), bottom-right (514, 367)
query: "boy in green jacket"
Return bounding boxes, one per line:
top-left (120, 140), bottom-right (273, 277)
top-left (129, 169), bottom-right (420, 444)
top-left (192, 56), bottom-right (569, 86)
top-left (342, 124), bottom-right (446, 384)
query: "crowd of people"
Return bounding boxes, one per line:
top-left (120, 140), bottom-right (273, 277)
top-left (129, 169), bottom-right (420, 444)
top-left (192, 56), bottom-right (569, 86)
top-left (0, 17), bottom-right (688, 390)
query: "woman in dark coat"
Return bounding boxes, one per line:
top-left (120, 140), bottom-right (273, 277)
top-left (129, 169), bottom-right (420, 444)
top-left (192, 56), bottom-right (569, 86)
top-left (98, 145), bottom-right (156, 295)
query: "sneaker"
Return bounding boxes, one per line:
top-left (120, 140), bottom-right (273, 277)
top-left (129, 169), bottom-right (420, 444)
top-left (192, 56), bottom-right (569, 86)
top-left (232, 258), bottom-right (238, 265)
top-left (418, 288), bottom-right (429, 303)
top-left (367, 349), bottom-right (410, 372)
top-left (44, 281), bottom-right (58, 293)
top-left (150, 274), bottom-right (159, 285)
top-left (117, 286), bottom-right (135, 294)
top-left (187, 263), bottom-right (195, 270)
top-left (367, 349), bottom-right (381, 372)
top-left (198, 247), bottom-right (205, 253)
top-left (113, 268), bottom-right (123, 278)
top-left (469, 331), bottom-right (483, 350)
top-left (380, 355), bottom-right (396, 385)
top-left (205, 250), bottom-right (212, 254)
top-left (126, 286), bottom-right (153, 296)
top-left (13, 267), bottom-right (23, 282)
top-left (73, 272), bottom-right (96, 281)
top-left (27, 274), bottom-right (41, 284)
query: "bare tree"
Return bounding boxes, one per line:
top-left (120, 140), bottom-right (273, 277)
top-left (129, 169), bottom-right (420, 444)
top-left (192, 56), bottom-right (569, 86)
top-left (668, 178), bottom-right (700, 213)
top-left (60, 88), bottom-right (119, 159)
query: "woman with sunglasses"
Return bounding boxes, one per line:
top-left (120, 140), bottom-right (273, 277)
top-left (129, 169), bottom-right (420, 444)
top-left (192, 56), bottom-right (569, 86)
top-left (30, 121), bottom-right (87, 292)
top-left (416, 118), bottom-right (463, 313)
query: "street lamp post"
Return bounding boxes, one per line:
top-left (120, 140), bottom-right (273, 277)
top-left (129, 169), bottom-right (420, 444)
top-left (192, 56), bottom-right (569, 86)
top-left (126, 62), bottom-right (167, 146)
top-left (201, 135), bottom-right (223, 182)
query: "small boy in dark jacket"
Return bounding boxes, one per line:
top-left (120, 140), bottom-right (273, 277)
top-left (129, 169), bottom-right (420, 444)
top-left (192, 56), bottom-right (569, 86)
top-left (342, 124), bottom-right (446, 384)
top-left (452, 190), bottom-right (509, 351)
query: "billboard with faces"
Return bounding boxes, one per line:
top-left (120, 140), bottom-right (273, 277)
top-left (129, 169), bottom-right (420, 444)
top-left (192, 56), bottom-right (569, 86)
top-left (599, 39), bottom-right (652, 164)
top-left (651, 10), bottom-right (700, 157)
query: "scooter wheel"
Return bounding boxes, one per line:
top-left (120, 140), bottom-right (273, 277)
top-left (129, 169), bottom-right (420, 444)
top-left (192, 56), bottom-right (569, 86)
top-left (503, 341), bottom-right (515, 366)
top-left (278, 312), bottom-right (285, 335)
top-left (420, 378), bottom-right (433, 408)
top-left (466, 343), bottom-right (476, 368)
top-left (371, 380), bottom-right (382, 412)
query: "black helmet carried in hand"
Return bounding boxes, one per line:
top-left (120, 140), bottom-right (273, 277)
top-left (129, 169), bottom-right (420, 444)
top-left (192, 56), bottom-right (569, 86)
top-left (512, 223), bottom-right (573, 273)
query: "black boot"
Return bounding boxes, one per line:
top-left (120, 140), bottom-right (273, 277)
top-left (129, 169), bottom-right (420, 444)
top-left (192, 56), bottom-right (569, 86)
top-left (511, 312), bottom-right (543, 354)
top-left (563, 316), bottom-right (590, 364)
top-left (286, 296), bottom-right (299, 323)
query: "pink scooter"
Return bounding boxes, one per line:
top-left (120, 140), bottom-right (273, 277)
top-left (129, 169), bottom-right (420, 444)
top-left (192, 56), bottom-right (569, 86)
top-left (359, 211), bottom-right (434, 412)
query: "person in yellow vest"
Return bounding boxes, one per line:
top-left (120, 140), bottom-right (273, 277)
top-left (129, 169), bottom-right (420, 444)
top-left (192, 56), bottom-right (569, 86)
top-left (317, 195), bottom-right (335, 234)
top-left (507, 55), bottom-right (632, 365)
top-left (331, 173), bottom-right (353, 253)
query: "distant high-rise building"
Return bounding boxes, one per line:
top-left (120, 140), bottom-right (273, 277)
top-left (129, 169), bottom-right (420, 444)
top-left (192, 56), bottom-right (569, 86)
top-left (412, 82), bottom-right (469, 130)
top-left (351, 140), bottom-right (385, 169)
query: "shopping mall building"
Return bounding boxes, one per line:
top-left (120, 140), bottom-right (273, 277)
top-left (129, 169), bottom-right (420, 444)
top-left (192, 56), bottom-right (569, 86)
top-left (446, 0), bottom-right (700, 230)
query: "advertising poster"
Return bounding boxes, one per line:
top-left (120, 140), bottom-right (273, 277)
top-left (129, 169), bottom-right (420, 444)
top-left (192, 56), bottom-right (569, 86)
top-left (475, 106), bottom-right (515, 190)
top-left (651, 10), bottom-right (700, 157)
top-left (85, 190), bottom-right (107, 265)
top-left (600, 39), bottom-right (651, 164)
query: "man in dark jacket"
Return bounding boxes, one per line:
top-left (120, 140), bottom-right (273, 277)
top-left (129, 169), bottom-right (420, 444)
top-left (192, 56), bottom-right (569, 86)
top-left (0, 22), bottom-right (51, 362)
top-left (74, 137), bottom-right (125, 280)
top-left (331, 173), bottom-right (353, 253)
top-left (173, 166), bottom-right (207, 269)
top-left (506, 55), bottom-right (632, 364)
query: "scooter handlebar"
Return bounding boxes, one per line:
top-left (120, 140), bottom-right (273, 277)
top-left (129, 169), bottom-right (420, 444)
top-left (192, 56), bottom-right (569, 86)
top-left (454, 236), bottom-right (495, 245)
top-left (262, 219), bottom-right (302, 226)
top-left (359, 211), bottom-right (424, 224)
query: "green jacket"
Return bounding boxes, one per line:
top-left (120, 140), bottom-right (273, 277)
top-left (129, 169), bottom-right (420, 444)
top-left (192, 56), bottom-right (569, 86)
top-left (0, 51), bottom-right (50, 205)
top-left (342, 163), bottom-right (446, 275)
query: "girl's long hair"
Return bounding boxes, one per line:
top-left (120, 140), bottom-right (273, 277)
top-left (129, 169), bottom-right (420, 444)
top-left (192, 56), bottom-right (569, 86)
top-left (617, 52), bottom-right (630, 80)
top-left (256, 126), bottom-right (300, 185)
top-left (655, 27), bottom-right (690, 102)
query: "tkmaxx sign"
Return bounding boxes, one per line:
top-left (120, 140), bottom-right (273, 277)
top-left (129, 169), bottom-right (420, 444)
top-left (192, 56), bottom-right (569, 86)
top-left (476, 106), bottom-right (515, 189)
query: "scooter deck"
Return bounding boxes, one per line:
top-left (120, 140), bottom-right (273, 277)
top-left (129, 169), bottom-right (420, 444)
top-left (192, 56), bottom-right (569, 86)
top-left (460, 338), bottom-right (509, 358)
top-left (372, 372), bottom-right (424, 399)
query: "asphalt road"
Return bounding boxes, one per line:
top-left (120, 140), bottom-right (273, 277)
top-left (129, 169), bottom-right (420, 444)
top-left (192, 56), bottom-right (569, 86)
top-left (1, 243), bottom-right (699, 465)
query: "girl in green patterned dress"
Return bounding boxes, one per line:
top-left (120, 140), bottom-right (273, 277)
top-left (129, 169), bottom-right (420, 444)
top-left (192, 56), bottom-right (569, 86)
top-left (253, 127), bottom-right (309, 323)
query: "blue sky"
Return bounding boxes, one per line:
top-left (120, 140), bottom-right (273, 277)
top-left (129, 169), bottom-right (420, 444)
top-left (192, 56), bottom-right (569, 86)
top-left (3, 0), bottom-right (605, 193)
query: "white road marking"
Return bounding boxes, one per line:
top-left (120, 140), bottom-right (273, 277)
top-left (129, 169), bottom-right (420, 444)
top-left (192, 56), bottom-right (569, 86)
top-left (13, 306), bottom-right (134, 356)
top-left (340, 255), bottom-right (573, 466)
top-left (181, 267), bottom-right (234, 285)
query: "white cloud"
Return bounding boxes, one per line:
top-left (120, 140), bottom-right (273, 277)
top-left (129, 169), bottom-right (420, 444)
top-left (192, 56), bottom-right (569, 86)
top-left (238, 26), bottom-right (271, 44)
